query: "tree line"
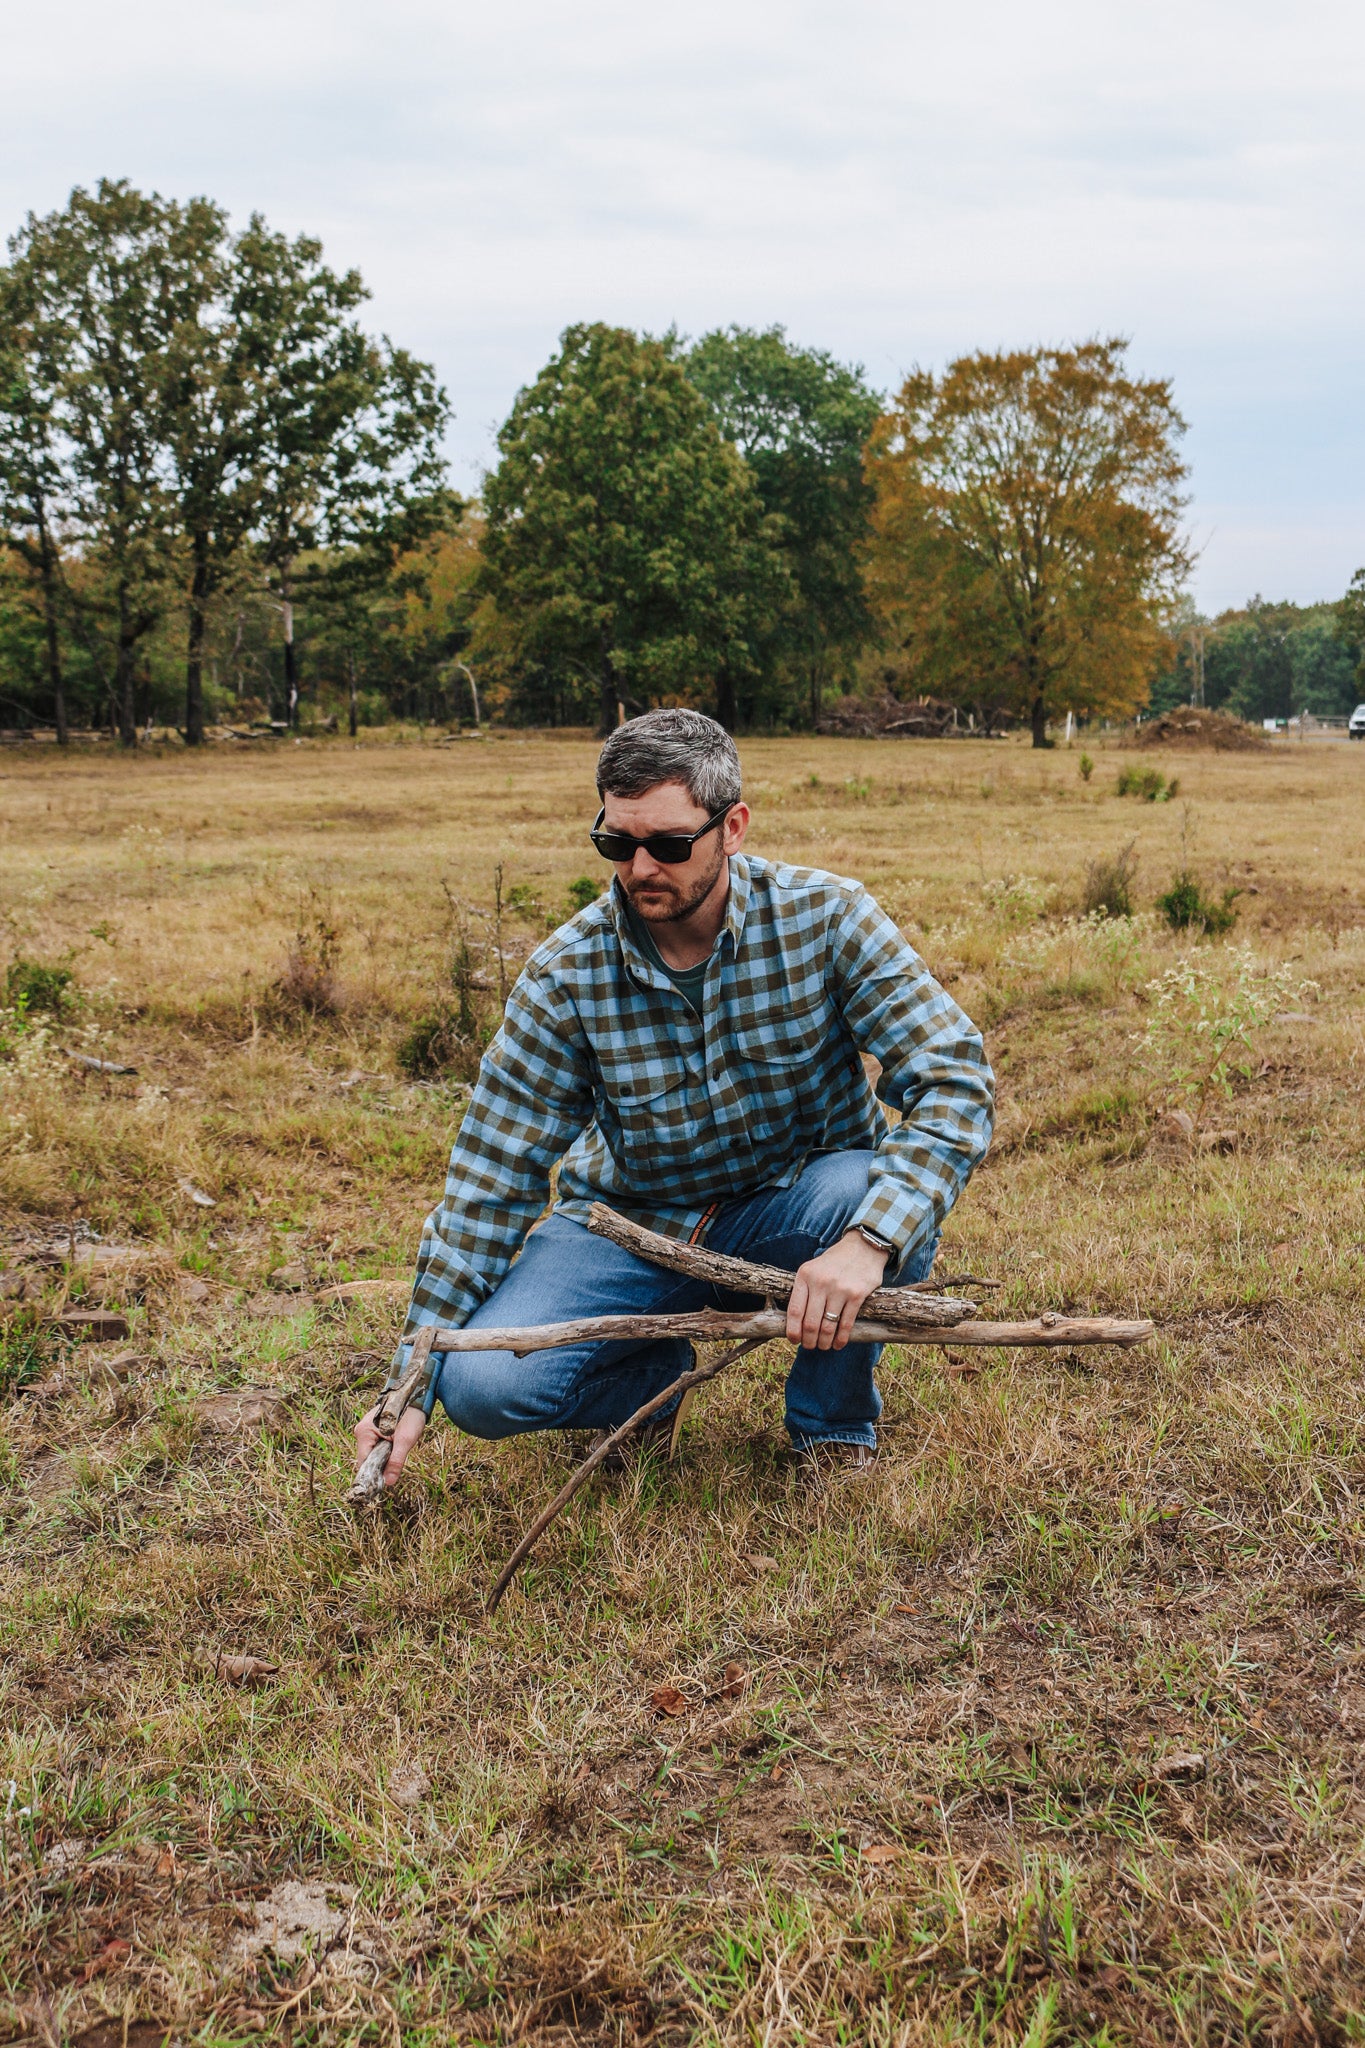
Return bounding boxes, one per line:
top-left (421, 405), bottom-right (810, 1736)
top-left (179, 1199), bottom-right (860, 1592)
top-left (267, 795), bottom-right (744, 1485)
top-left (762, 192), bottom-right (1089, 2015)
top-left (3, 182), bottom-right (1361, 747)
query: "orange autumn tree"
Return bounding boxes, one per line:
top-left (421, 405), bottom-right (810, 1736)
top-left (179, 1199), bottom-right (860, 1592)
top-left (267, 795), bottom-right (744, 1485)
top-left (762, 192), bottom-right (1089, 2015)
top-left (863, 339), bottom-right (1191, 745)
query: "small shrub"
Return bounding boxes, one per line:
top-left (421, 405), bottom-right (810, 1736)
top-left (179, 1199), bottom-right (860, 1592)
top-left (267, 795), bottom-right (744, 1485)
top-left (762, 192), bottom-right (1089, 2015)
top-left (1115, 764), bottom-right (1174, 801)
top-left (276, 900), bottom-right (341, 1016)
top-left (844, 775), bottom-right (872, 801)
top-left (396, 1007), bottom-right (486, 1082)
top-left (4, 959), bottom-right (73, 1018)
top-left (566, 877), bottom-right (600, 914)
top-left (1082, 841), bottom-right (1138, 919)
top-left (1142, 948), bottom-right (1313, 1125)
top-left (506, 883), bottom-right (540, 918)
top-left (0, 1310), bottom-right (50, 1398)
top-left (1156, 869), bottom-right (1239, 936)
top-left (1078, 752), bottom-right (1094, 783)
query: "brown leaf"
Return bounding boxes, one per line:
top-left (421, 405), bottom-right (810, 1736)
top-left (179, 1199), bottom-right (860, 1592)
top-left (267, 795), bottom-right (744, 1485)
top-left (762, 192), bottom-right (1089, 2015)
top-left (1154, 1750), bottom-right (1205, 1782)
top-left (49, 1309), bottom-right (130, 1342)
top-left (769, 1764), bottom-right (784, 1783)
top-left (744, 1553), bottom-right (779, 1574)
top-left (719, 1661), bottom-right (748, 1700)
top-left (861, 1842), bottom-right (904, 1866)
top-left (194, 1388), bottom-right (288, 1433)
top-left (649, 1684), bottom-right (688, 1718)
top-left (215, 1653), bottom-right (280, 1686)
top-left (893, 1602), bottom-right (917, 1615)
top-left (78, 1937), bottom-right (132, 1982)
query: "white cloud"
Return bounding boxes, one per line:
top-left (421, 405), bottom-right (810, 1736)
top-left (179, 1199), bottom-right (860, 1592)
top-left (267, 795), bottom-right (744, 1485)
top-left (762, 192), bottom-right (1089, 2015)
top-left (3, 0), bottom-right (1362, 607)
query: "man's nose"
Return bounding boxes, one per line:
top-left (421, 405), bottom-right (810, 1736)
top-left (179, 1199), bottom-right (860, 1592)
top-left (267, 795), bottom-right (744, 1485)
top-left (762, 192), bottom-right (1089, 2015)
top-left (629, 847), bottom-right (665, 881)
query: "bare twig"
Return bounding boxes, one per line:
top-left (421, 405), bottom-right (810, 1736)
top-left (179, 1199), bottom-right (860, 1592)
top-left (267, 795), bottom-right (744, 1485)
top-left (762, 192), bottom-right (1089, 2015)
top-left (486, 1336), bottom-right (766, 1614)
top-left (347, 1326), bottom-right (437, 1505)
top-left (587, 1203), bottom-right (977, 1327)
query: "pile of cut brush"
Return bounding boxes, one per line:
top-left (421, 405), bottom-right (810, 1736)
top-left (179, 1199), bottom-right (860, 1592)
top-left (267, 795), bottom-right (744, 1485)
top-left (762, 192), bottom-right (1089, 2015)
top-left (1135, 706), bottom-right (1269, 751)
top-left (817, 692), bottom-right (966, 738)
top-left (348, 1206), bottom-right (1155, 1613)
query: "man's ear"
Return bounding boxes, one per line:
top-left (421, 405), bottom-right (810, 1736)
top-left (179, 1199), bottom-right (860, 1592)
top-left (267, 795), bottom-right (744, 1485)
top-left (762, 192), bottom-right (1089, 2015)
top-left (723, 803), bottom-right (751, 852)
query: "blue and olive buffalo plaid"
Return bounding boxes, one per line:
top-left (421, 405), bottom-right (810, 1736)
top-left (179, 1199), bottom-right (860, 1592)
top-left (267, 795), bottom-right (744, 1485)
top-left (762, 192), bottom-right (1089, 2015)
top-left (400, 854), bottom-right (994, 1344)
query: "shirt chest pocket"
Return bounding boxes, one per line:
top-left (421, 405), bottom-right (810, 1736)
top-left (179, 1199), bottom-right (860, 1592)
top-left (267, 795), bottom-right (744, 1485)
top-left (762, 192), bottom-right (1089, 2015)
top-left (595, 1051), bottom-right (704, 1168)
top-left (728, 995), bottom-right (837, 1137)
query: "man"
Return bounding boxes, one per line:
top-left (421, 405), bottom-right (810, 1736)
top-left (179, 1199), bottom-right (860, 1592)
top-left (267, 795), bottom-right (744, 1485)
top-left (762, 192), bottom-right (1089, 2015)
top-left (356, 708), bottom-right (993, 1489)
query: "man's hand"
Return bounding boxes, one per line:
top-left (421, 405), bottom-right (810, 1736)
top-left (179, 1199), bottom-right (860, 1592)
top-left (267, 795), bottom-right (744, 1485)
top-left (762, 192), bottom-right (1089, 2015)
top-left (354, 1404), bottom-right (427, 1490)
top-left (786, 1229), bottom-right (889, 1351)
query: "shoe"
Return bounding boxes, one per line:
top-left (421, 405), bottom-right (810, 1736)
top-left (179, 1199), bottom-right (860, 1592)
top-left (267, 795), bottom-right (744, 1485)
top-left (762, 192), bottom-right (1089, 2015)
top-left (797, 1440), bottom-right (879, 1485)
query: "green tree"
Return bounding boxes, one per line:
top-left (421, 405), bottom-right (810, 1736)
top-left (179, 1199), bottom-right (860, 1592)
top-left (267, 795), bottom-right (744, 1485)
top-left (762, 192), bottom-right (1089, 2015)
top-left (864, 339), bottom-right (1191, 746)
top-left (684, 325), bottom-right (879, 724)
top-left (477, 323), bottom-right (788, 734)
top-left (10, 181), bottom-right (194, 745)
top-left (0, 262), bottom-right (71, 741)
top-left (252, 269), bottom-right (453, 728)
top-left (1334, 569), bottom-right (1365, 694)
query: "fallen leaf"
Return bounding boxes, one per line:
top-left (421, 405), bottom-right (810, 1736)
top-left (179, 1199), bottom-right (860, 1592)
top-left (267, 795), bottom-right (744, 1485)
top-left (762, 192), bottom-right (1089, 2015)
top-left (49, 1309), bottom-right (130, 1342)
top-left (78, 1937), bottom-right (132, 1982)
top-left (1153, 1750), bottom-right (1205, 1783)
top-left (769, 1765), bottom-right (784, 1783)
top-left (861, 1842), bottom-right (905, 1866)
top-left (177, 1276), bottom-right (212, 1304)
top-left (268, 1261), bottom-right (308, 1290)
top-left (177, 1178), bottom-right (217, 1208)
top-left (744, 1553), bottom-right (779, 1574)
top-left (893, 1602), bottom-right (917, 1614)
top-left (315, 1277), bottom-right (407, 1303)
top-left (154, 1844), bottom-right (177, 1878)
top-left (650, 1684), bottom-right (688, 1718)
top-left (719, 1661), bottom-right (748, 1700)
top-left (194, 1388), bottom-right (288, 1433)
top-left (215, 1652), bottom-right (281, 1685)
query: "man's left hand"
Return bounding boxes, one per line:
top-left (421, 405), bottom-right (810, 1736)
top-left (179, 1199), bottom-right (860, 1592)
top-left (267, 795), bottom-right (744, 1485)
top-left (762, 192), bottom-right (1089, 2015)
top-left (786, 1229), bottom-right (889, 1351)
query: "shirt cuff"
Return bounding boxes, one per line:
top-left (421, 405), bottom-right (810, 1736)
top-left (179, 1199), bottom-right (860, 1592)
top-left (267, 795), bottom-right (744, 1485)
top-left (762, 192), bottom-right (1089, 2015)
top-left (852, 1178), bottom-right (936, 1261)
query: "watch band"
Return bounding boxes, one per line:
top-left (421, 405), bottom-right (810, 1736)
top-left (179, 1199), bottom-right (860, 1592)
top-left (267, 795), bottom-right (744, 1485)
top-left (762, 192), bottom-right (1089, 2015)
top-left (857, 1225), bottom-right (894, 1256)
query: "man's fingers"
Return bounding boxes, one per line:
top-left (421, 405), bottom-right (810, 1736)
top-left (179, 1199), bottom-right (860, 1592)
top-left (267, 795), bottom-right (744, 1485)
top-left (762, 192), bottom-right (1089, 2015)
top-left (786, 1275), bottom-right (810, 1346)
top-left (383, 1407), bottom-right (427, 1487)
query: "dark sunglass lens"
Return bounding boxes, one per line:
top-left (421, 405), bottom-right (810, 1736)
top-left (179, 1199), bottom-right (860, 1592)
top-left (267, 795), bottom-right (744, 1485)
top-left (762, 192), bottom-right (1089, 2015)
top-left (643, 837), bottom-right (692, 863)
top-left (591, 833), bottom-right (636, 861)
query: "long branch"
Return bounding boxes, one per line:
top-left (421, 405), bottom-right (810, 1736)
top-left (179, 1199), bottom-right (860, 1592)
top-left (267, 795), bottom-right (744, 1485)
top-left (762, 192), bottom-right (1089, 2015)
top-left (485, 1337), bottom-right (766, 1615)
top-left (430, 1309), bottom-right (1154, 1353)
top-left (586, 1203), bottom-right (977, 1328)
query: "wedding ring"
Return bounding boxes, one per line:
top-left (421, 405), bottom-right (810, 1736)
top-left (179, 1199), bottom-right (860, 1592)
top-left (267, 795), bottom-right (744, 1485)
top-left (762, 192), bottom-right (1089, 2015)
top-left (823, 1310), bottom-right (840, 1321)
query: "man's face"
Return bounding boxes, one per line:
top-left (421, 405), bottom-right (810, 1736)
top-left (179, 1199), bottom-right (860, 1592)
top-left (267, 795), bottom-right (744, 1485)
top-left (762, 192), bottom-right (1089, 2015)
top-left (601, 781), bottom-right (750, 923)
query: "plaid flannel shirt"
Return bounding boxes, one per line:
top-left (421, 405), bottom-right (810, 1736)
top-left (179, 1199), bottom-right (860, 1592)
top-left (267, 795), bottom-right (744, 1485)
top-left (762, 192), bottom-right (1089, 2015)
top-left (400, 854), bottom-right (993, 1350)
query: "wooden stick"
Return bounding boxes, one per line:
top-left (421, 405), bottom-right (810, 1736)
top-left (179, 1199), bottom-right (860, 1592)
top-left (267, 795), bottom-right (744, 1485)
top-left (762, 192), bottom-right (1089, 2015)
top-left (347, 1325), bottom-right (437, 1505)
top-left (485, 1337), bottom-right (767, 1615)
top-left (430, 1308), bottom-right (1155, 1354)
top-left (587, 1202), bottom-right (977, 1327)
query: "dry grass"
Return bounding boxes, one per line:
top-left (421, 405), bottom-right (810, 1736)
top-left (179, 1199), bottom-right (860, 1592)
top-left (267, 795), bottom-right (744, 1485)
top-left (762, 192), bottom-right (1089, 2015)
top-left (1, 728), bottom-right (1363, 2047)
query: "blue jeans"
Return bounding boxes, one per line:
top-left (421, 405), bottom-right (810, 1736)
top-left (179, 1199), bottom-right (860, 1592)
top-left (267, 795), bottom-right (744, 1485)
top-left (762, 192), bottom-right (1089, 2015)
top-left (425, 1150), bottom-right (937, 1451)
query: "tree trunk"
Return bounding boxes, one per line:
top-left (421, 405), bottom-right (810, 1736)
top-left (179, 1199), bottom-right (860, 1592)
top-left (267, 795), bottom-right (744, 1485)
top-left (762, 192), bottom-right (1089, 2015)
top-left (1030, 691), bottom-right (1048, 749)
top-left (37, 532), bottom-right (66, 747)
top-left (348, 645), bottom-right (359, 738)
top-left (184, 545), bottom-right (210, 746)
top-left (282, 599), bottom-right (298, 728)
top-left (597, 657), bottom-right (617, 736)
top-left (715, 668), bottom-right (736, 733)
top-left (116, 589), bottom-right (137, 748)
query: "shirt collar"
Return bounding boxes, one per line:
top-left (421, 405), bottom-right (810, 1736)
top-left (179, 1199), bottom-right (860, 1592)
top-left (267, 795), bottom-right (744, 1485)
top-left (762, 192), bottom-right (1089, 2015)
top-left (610, 854), bottom-right (752, 986)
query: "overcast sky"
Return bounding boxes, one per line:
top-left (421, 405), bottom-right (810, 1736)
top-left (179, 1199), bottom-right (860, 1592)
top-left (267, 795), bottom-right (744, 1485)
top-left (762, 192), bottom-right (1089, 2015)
top-left (4, 0), bottom-right (1362, 613)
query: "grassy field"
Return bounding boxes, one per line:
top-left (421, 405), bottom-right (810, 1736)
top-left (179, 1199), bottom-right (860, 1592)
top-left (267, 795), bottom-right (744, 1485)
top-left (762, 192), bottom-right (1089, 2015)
top-left (1, 728), bottom-right (1363, 2047)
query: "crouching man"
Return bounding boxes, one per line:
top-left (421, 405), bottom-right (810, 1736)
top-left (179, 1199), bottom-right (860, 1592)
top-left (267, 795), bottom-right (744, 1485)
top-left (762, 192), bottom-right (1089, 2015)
top-left (356, 708), bottom-right (993, 1487)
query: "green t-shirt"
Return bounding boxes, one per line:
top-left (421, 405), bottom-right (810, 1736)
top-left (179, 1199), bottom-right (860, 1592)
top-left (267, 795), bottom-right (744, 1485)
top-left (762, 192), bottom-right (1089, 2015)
top-left (626, 906), bottom-right (710, 1013)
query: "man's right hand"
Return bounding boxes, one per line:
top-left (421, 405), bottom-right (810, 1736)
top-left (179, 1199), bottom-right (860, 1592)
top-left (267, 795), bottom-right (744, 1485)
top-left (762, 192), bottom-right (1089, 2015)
top-left (354, 1404), bottom-right (427, 1489)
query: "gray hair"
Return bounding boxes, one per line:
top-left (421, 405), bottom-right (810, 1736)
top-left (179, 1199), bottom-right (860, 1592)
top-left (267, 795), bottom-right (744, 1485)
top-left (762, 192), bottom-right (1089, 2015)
top-left (595, 709), bottom-right (742, 814)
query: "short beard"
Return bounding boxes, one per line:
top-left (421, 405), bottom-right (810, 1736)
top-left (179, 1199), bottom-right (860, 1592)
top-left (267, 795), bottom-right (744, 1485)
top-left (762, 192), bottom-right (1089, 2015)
top-left (624, 845), bottom-right (727, 924)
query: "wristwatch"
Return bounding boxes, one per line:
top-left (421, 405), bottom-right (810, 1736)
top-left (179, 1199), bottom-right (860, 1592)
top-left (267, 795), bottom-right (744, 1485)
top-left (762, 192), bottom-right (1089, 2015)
top-left (857, 1225), bottom-right (894, 1257)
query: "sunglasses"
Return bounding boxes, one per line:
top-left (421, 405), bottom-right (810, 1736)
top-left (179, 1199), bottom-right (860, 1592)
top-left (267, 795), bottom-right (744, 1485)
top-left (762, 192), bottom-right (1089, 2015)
top-left (589, 804), bottom-right (733, 865)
